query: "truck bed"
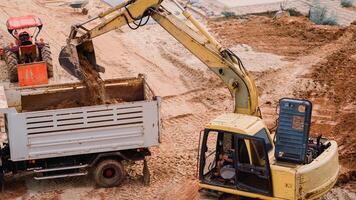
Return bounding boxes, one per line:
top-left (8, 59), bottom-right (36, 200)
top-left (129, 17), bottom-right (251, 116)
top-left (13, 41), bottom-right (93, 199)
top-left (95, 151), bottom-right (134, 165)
top-left (0, 76), bottom-right (160, 161)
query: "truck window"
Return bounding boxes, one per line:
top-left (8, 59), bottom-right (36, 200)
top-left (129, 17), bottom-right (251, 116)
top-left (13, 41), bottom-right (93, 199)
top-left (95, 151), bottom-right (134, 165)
top-left (255, 129), bottom-right (272, 152)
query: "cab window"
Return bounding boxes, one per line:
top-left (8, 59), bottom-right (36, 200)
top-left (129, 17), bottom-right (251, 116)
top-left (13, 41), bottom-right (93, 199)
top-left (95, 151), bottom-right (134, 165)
top-left (201, 131), bottom-right (236, 187)
top-left (255, 129), bottom-right (272, 152)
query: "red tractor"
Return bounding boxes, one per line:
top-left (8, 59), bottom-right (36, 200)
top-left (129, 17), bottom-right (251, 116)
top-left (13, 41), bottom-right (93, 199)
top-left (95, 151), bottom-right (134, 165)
top-left (1, 15), bottom-right (53, 85)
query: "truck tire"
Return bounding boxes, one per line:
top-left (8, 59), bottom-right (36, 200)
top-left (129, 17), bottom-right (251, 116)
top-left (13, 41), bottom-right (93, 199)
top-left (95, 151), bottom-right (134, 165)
top-left (93, 159), bottom-right (125, 188)
top-left (41, 44), bottom-right (53, 78)
top-left (4, 50), bottom-right (18, 82)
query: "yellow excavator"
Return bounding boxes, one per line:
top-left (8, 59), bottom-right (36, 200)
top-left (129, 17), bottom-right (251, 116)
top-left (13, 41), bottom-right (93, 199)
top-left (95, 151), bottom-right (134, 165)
top-left (58, 0), bottom-right (339, 199)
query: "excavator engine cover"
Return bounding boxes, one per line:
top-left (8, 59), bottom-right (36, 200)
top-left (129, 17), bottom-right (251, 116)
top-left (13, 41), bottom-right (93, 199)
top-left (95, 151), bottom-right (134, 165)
top-left (275, 98), bottom-right (312, 164)
top-left (59, 40), bottom-right (104, 80)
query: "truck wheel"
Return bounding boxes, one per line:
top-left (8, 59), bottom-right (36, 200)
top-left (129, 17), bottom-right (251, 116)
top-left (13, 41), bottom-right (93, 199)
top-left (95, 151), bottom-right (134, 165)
top-left (5, 50), bottom-right (18, 82)
top-left (93, 159), bottom-right (125, 188)
top-left (41, 44), bottom-right (53, 78)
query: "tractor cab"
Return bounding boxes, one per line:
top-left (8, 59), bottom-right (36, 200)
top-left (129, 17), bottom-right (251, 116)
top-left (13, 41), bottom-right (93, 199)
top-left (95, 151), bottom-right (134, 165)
top-left (198, 99), bottom-right (339, 199)
top-left (7, 15), bottom-right (43, 44)
top-left (2, 15), bottom-right (53, 86)
top-left (6, 15), bottom-right (44, 63)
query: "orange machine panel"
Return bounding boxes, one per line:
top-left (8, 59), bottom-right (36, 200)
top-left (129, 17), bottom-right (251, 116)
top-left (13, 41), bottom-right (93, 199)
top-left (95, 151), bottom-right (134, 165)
top-left (18, 61), bottom-right (48, 87)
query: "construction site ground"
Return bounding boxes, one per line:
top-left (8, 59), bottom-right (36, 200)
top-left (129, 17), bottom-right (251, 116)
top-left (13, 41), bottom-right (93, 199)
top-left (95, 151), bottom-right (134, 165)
top-left (0, 0), bottom-right (355, 199)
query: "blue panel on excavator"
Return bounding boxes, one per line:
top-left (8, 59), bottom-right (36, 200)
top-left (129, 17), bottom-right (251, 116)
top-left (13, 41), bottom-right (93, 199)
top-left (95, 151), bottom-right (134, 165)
top-left (274, 98), bottom-right (312, 164)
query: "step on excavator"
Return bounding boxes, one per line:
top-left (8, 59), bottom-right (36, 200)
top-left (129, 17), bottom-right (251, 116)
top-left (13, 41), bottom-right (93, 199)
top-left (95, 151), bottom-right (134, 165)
top-left (0, 15), bottom-right (53, 86)
top-left (58, 0), bottom-right (339, 199)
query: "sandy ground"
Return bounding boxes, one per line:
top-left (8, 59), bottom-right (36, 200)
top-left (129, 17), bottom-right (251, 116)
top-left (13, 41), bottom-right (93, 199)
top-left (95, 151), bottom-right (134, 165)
top-left (0, 0), bottom-right (355, 199)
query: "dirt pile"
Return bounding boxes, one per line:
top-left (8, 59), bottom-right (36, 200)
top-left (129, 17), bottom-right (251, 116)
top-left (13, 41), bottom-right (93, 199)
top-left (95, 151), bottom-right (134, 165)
top-left (303, 25), bottom-right (356, 105)
top-left (209, 16), bottom-right (345, 59)
top-left (296, 23), bottom-right (356, 191)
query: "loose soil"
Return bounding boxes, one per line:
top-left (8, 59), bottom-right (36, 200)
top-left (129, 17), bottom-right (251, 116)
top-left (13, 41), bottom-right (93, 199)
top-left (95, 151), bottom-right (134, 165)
top-left (78, 53), bottom-right (107, 105)
top-left (46, 53), bottom-right (120, 110)
top-left (295, 23), bottom-right (356, 191)
top-left (209, 16), bottom-right (345, 59)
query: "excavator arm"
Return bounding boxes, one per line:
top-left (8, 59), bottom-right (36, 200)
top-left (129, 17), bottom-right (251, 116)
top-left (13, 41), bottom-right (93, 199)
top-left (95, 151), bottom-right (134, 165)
top-left (59, 0), bottom-right (259, 116)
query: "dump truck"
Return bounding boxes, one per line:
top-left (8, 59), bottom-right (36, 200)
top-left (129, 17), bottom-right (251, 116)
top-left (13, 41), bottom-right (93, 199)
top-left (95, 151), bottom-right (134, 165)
top-left (0, 75), bottom-right (160, 188)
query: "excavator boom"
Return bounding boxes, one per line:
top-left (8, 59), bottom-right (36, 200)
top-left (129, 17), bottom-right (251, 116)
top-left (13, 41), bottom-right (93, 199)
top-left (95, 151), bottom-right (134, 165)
top-left (59, 0), bottom-right (259, 115)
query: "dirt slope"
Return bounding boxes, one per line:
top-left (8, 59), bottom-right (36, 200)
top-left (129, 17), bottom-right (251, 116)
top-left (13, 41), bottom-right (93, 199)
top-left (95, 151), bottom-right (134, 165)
top-left (209, 16), bottom-right (345, 59)
top-left (296, 23), bottom-right (356, 192)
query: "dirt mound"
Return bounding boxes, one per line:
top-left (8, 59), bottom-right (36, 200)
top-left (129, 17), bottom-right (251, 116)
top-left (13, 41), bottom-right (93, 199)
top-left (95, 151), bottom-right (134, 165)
top-left (209, 16), bottom-right (345, 59)
top-left (296, 24), bottom-right (356, 191)
top-left (307, 26), bottom-right (356, 105)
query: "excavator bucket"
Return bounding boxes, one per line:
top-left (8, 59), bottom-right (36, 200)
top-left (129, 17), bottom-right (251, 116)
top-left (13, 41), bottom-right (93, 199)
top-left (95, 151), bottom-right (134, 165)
top-left (59, 40), bottom-right (104, 80)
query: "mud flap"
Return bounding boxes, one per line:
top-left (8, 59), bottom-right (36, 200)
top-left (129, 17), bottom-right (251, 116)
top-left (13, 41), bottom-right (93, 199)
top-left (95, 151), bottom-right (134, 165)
top-left (143, 159), bottom-right (150, 186)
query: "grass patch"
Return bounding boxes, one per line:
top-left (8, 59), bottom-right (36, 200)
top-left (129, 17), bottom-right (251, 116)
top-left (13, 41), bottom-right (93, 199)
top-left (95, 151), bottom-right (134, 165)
top-left (309, 3), bottom-right (338, 25)
top-left (221, 11), bottom-right (236, 18)
top-left (341, 0), bottom-right (355, 8)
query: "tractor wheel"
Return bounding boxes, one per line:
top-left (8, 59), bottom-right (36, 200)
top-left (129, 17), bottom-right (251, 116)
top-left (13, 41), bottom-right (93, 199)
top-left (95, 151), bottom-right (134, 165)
top-left (4, 50), bottom-right (19, 83)
top-left (93, 159), bottom-right (125, 188)
top-left (40, 44), bottom-right (53, 78)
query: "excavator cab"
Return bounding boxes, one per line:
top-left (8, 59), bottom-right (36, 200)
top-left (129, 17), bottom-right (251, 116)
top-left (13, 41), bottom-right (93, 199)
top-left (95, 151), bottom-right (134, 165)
top-left (199, 114), bottom-right (273, 197)
top-left (199, 100), bottom-right (339, 199)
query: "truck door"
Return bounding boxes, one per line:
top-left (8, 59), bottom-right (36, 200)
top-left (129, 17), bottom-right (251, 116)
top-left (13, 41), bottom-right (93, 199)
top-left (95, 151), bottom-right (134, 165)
top-left (235, 136), bottom-right (273, 196)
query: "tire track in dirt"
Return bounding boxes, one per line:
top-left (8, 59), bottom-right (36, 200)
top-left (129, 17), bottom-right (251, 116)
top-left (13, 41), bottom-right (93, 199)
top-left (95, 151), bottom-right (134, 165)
top-left (158, 47), bottom-right (207, 90)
